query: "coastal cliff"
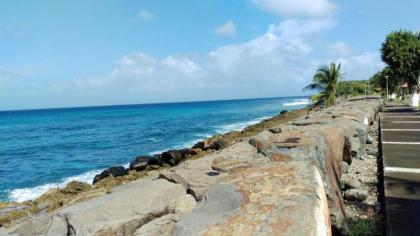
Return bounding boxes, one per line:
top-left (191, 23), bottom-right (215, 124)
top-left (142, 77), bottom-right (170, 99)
top-left (1, 97), bottom-right (383, 236)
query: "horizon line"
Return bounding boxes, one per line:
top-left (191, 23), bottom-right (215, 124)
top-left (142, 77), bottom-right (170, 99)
top-left (0, 95), bottom-right (310, 113)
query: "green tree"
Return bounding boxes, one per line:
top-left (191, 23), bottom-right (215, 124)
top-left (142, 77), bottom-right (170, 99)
top-left (380, 30), bottom-right (420, 91)
top-left (304, 63), bottom-right (342, 107)
top-left (370, 66), bottom-right (399, 95)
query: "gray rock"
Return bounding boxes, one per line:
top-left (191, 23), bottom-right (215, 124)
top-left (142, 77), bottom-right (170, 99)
top-left (366, 147), bottom-right (378, 156)
top-left (92, 165), bottom-right (127, 184)
top-left (162, 150), bottom-right (183, 166)
top-left (342, 161), bottom-right (349, 174)
top-left (135, 214), bottom-right (180, 236)
top-left (366, 134), bottom-right (373, 144)
top-left (344, 189), bottom-right (369, 201)
top-left (343, 179), bottom-right (363, 190)
top-left (172, 183), bottom-right (243, 236)
top-left (268, 127), bottom-right (282, 134)
top-left (129, 156), bottom-right (151, 171)
top-left (8, 178), bottom-right (188, 236)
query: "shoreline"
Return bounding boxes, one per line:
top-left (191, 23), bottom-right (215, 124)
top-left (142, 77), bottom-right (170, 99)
top-left (0, 106), bottom-right (309, 226)
top-left (0, 96), bottom-right (384, 235)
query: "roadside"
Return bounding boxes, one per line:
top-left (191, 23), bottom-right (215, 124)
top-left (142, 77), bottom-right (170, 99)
top-left (343, 118), bottom-right (385, 235)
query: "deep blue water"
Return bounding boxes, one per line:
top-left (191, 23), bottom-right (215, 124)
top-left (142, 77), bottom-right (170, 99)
top-left (0, 96), bottom-right (309, 202)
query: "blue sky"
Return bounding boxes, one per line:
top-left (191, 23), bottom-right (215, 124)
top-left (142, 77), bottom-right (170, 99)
top-left (0, 0), bottom-right (419, 110)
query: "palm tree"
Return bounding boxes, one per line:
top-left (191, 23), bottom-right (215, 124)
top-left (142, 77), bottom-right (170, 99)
top-left (304, 62), bottom-right (342, 107)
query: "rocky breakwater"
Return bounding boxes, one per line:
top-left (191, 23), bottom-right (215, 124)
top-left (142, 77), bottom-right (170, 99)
top-left (1, 97), bottom-right (382, 235)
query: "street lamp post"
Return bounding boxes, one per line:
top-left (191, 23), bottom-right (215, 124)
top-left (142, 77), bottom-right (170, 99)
top-left (385, 75), bottom-right (389, 101)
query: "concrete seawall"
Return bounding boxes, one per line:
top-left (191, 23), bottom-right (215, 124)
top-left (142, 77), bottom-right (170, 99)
top-left (1, 97), bottom-right (383, 236)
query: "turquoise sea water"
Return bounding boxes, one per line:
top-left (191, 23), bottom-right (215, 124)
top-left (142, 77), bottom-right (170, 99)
top-left (0, 96), bottom-right (309, 202)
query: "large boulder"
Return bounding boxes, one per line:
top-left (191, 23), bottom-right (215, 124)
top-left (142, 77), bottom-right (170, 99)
top-left (159, 150), bottom-right (230, 201)
top-left (173, 162), bottom-right (331, 235)
top-left (129, 156), bottom-right (151, 171)
top-left (250, 127), bottom-right (348, 234)
top-left (162, 150), bottom-right (183, 166)
top-left (92, 166), bottom-right (127, 184)
top-left (8, 178), bottom-right (189, 236)
top-left (148, 154), bottom-right (164, 166)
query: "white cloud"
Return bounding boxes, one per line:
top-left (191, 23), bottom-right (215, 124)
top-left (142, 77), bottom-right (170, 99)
top-left (2, 18), bottom-right (382, 110)
top-left (138, 9), bottom-right (155, 21)
top-left (74, 18), bottom-right (333, 102)
top-left (214, 21), bottom-right (237, 37)
top-left (335, 52), bottom-right (384, 81)
top-left (328, 41), bottom-right (353, 57)
top-left (253, 0), bottom-right (336, 17)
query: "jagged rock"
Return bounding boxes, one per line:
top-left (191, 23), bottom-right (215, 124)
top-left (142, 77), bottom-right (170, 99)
top-left (134, 214), bottom-right (180, 236)
top-left (162, 150), bottom-right (183, 166)
top-left (366, 134), bottom-right (373, 144)
top-left (192, 141), bottom-right (204, 150)
top-left (251, 127), bottom-right (348, 234)
top-left (8, 178), bottom-right (188, 235)
top-left (211, 141), bottom-right (268, 172)
top-left (366, 147), bottom-right (378, 156)
top-left (344, 189), bottom-right (368, 201)
top-left (169, 194), bottom-right (197, 214)
top-left (179, 148), bottom-right (197, 158)
top-left (280, 109), bottom-right (288, 114)
top-left (343, 179), bottom-right (363, 190)
top-left (342, 161), bottom-right (349, 174)
top-left (129, 156), bottom-right (151, 171)
top-left (160, 152), bottom-right (228, 201)
top-left (173, 162), bottom-right (331, 235)
top-left (268, 127), bottom-right (282, 134)
top-left (148, 154), bottom-right (164, 166)
top-left (92, 166), bottom-right (127, 184)
top-left (204, 140), bottom-right (224, 150)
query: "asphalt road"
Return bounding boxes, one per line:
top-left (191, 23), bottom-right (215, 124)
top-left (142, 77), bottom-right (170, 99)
top-left (380, 103), bottom-right (420, 236)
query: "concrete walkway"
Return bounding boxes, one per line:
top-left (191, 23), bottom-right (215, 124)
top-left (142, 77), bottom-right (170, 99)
top-left (380, 103), bottom-right (420, 236)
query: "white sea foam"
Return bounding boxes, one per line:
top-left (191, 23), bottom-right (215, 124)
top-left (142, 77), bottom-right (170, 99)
top-left (283, 98), bottom-right (310, 107)
top-left (9, 169), bottom-right (103, 202)
top-left (215, 116), bottom-right (271, 134)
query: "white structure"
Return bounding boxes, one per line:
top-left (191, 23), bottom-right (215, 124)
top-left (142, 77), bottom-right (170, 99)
top-left (411, 93), bottom-right (419, 107)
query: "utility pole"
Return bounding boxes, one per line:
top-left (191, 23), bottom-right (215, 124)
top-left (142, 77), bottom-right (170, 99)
top-left (386, 76), bottom-right (389, 101)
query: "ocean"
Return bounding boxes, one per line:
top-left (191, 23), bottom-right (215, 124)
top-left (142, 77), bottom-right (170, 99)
top-left (0, 96), bottom-right (309, 202)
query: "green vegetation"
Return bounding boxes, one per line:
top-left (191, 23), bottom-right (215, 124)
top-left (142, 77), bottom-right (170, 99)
top-left (348, 217), bottom-right (384, 236)
top-left (304, 62), bottom-right (342, 107)
top-left (337, 80), bottom-right (370, 96)
top-left (371, 30), bottom-right (420, 96)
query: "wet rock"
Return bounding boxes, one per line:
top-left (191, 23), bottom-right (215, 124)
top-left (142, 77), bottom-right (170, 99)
top-left (148, 154), bottom-right (164, 166)
top-left (280, 109), bottom-right (288, 114)
top-left (192, 141), bottom-right (204, 150)
top-left (92, 166), bottom-right (128, 184)
top-left (344, 189), bottom-right (368, 201)
top-left (129, 156), bottom-right (151, 171)
top-left (162, 150), bottom-right (183, 166)
top-left (204, 140), bottom-right (224, 151)
top-left (179, 148), bottom-right (197, 158)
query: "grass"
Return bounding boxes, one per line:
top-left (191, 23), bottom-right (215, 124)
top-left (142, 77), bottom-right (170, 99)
top-left (348, 217), bottom-right (384, 236)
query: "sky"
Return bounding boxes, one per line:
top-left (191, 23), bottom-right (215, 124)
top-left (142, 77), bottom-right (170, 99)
top-left (0, 0), bottom-right (419, 110)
